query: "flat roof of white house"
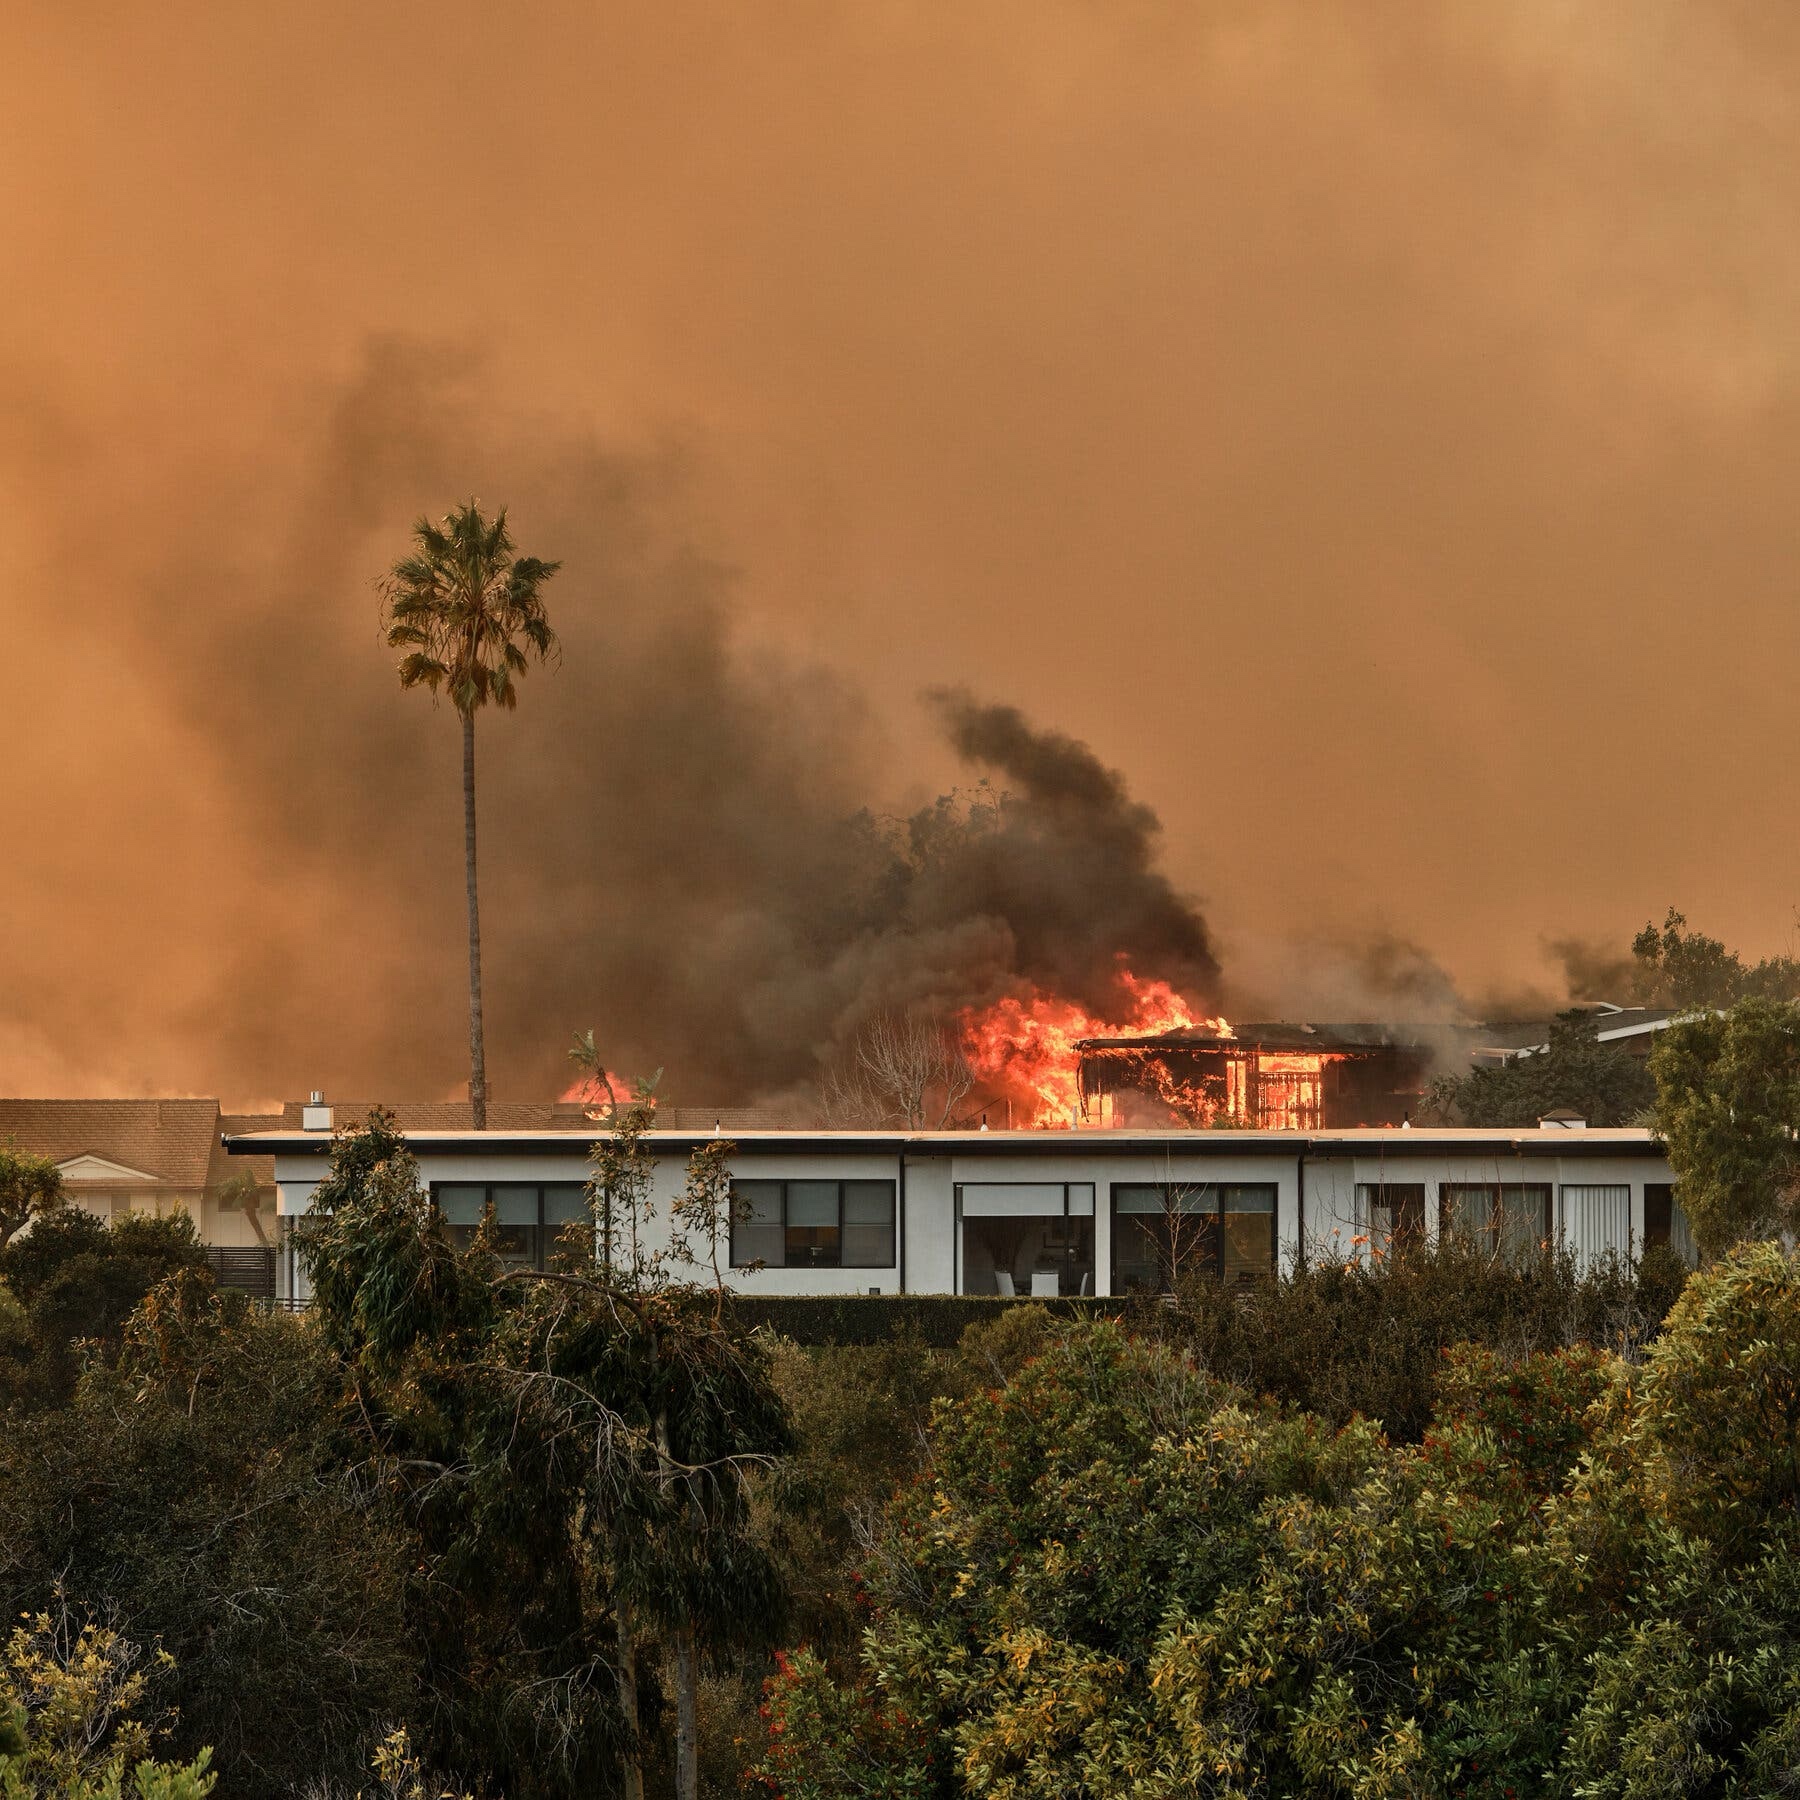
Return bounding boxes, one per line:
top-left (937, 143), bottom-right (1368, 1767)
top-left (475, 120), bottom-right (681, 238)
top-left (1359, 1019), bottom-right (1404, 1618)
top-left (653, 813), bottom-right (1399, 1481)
top-left (226, 1125), bottom-right (1664, 1161)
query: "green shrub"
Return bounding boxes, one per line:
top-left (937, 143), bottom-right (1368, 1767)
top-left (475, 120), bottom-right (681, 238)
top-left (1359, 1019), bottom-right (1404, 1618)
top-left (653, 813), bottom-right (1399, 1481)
top-left (0, 1212), bottom-right (211, 1409)
top-left (755, 1249), bottom-right (1800, 1798)
top-left (0, 1297), bottom-right (416, 1795)
top-left (726, 1292), bottom-right (1117, 1347)
top-left (1149, 1239), bottom-right (1684, 1440)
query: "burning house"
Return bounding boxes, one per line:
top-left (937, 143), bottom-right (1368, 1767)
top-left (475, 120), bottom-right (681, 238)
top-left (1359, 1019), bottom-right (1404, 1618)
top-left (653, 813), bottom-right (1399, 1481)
top-left (952, 970), bottom-right (1434, 1130)
top-left (1076, 1022), bottom-right (1434, 1131)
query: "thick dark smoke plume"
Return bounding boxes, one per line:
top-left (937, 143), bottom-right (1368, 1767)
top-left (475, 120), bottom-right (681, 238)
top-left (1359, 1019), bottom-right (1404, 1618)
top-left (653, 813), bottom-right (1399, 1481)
top-left (919, 691), bottom-right (1222, 1011)
top-left (3, 344), bottom-right (1222, 1108)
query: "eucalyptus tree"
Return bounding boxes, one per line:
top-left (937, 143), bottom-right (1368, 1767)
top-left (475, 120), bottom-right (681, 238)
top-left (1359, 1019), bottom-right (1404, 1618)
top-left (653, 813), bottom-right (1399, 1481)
top-left (301, 1108), bottom-right (790, 1800)
top-left (380, 503), bottom-right (560, 1128)
top-left (511, 1097), bottom-right (790, 1800)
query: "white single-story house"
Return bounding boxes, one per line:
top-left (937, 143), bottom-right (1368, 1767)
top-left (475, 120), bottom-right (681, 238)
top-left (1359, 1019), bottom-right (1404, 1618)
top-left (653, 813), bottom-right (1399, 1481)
top-left (224, 1113), bottom-right (1694, 1307)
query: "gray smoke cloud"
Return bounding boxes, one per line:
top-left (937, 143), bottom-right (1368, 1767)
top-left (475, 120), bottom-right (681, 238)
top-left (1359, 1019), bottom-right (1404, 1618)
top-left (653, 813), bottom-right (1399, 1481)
top-left (11, 341), bottom-right (1224, 1108)
top-left (921, 691), bottom-right (1222, 1012)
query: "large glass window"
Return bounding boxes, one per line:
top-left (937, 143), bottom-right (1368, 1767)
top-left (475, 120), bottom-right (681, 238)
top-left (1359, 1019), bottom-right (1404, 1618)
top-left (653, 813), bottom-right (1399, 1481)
top-left (843, 1182), bottom-right (898, 1266)
top-left (728, 1180), bottom-right (897, 1270)
top-left (492, 1184), bottom-right (542, 1268)
top-left (1560, 1184), bottom-right (1629, 1272)
top-left (958, 1183), bottom-right (1095, 1297)
top-left (785, 1181), bottom-right (841, 1268)
top-left (1222, 1187), bottom-right (1276, 1281)
top-left (437, 1184), bottom-right (487, 1252)
top-left (1643, 1183), bottom-right (1697, 1266)
top-left (1357, 1183), bottom-right (1426, 1257)
top-left (1111, 1182), bottom-right (1277, 1292)
top-left (730, 1181), bottom-right (785, 1267)
top-left (1439, 1183), bottom-right (1551, 1263)
top-left (431, 1183), bottom-right (592, 1270)
top-left (544, 1184), bottom-right (588, 1245)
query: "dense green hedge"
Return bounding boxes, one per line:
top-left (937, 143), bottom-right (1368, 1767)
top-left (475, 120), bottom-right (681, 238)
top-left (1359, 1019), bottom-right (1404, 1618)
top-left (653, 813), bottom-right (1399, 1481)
top-left (726, 1292), bottom-right (1121, 1346)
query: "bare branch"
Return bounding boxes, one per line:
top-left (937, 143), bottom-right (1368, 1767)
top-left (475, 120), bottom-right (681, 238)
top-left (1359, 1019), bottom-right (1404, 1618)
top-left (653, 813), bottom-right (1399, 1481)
top-left (820, 1012), bottom-right (975, 1129)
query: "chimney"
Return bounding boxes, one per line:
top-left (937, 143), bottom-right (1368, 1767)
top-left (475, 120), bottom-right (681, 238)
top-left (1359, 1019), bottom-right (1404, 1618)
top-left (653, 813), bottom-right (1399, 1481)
top-left (302, 1091), bottom-right (334, 1132)
top-left (1538, 1108), bottom-right (1586, 1130)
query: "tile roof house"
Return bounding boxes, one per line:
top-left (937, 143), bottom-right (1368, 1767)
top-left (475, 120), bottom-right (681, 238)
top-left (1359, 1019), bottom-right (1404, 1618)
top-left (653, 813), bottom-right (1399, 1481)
top-left (0, 1099), bottom-right (281, 1294)
top-left (278, 1099), bottom-right (568, 1132)
top-left (283, 1099), bottom-right (797, 1133)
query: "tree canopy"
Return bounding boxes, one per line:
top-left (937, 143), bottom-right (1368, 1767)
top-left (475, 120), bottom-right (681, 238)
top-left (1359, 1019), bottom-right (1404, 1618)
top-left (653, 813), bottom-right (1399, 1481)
top-left (298, 1108), bottom-right (791, 1800)
top-left (754, 1244), bottom-right (1800, 1798)
top-left (1651, 995), bottom-right (1800, 1257)
top-left (1631, 906), bottom-right (1800, 1009)
top-left (1421, 1009), bottom-right (1656, 1127)
top-left (380, 502), bottom-right (561, 719)
top-left (0, 1149), bottom-right (62, 1252)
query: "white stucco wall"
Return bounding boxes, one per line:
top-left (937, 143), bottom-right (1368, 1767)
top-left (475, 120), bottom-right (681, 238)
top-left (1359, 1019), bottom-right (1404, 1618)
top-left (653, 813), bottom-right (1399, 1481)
top-left (902, 1155), bottom-right (955, 1295)
top-left (253, 1128), bottom-right (1679, 1302)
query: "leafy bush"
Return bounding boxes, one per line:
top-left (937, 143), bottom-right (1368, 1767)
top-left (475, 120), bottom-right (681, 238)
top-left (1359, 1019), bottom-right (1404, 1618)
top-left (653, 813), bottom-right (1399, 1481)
top-left (0, 1280), bottom-right (416, 1796)
top-left (753, 1247), bottom-right (1800, 1798)
top-left (726, 1293), bottom-right (1115, 1347)
top-left (1152, 1237), bottom-right (1682, 1439)
top-left (0, 1212), bottom-right (209, 1407)
top-left (0, 1593), bottom-right (215, 1800)
top-left (752, 1323), bottom-right (1556, 1797)
top-left (1614, 1236), bottom-right (1800, 1556)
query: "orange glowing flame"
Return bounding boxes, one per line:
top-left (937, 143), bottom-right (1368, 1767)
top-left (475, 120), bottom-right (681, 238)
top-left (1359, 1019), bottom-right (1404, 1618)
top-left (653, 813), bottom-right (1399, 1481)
top-left (959, 969), bottom-right (1230, 1128)
top-left (558, 1070), bottom-right (643, 1119)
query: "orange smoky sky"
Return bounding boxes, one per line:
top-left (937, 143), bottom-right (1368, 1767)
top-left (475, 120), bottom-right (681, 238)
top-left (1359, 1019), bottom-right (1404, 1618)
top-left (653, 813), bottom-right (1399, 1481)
top-left (4, 3), bottom-right (1800, 1106)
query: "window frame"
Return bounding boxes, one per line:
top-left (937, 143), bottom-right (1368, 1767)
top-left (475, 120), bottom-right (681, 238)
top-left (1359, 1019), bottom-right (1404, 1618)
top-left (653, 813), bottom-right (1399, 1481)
top-left (1357, 1182), bottom-right (1427, 1253)
top-left (954, 1183), bottom-right (1097, 1297)
top-left (1109, 1180), bottom-right (1279, 1290)
top-left (1437, 1182), bottom-right (1553, 1260)
top-left (728, 1178), bottom-right (897, 1271)
top-left (428, 1181), bottom-right (591, 1272)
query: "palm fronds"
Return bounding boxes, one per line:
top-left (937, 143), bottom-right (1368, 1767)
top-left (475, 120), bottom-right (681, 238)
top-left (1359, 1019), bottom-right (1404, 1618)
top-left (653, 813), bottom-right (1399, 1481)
top-left (378, 501), bottom-right (562, 714)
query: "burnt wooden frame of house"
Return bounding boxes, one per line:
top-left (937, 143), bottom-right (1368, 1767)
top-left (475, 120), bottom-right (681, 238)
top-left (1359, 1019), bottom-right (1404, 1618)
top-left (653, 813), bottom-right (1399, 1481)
top-left (1076, 1023), bottom-right (1432, 1130)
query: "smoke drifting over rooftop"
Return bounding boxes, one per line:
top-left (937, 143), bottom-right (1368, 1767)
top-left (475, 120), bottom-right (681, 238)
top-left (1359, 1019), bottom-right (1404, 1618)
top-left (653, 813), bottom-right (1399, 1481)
top-left (1, 344), bottom-right (1231, 1106)
top-left (925, 690), bottom-right (1221, 1012)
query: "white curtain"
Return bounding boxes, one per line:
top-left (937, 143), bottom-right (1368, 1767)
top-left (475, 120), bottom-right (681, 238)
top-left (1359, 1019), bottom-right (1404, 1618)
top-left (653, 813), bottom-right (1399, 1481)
top-left (1671, 1199), bottom-right (1698, 1267)
top-left (1560, 1184), bottom-right (1630, 1272)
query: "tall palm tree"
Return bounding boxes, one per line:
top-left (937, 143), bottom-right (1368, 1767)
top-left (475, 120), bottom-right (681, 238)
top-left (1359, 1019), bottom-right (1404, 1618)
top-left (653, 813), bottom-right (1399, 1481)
top-left (381, 502), bottom-right (560, 1129)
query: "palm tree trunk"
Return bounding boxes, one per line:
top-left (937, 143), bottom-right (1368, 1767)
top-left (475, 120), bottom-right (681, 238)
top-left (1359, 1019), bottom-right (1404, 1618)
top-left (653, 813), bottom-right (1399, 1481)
top-left (462, 707), bottom-right (488, 1131)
